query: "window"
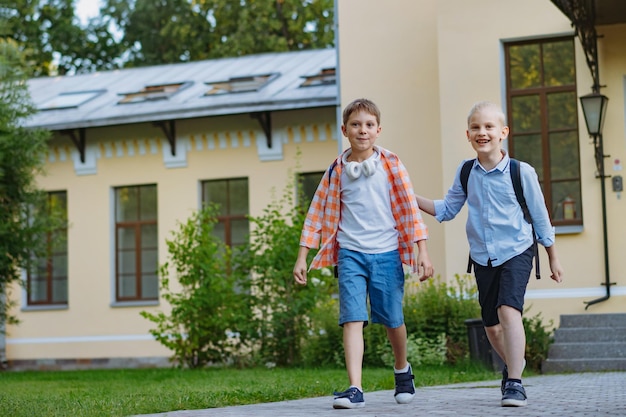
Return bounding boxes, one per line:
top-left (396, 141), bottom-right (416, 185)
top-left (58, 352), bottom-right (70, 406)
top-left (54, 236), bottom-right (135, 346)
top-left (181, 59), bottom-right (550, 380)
top-left (115, 185), bottom-right (158, 301)
top-left (118, 82), bottom-right (190, 104)
top-left (201, 178), bottom-right (249, 248)
top-left (297, 171), bottom-right (324, 207)
top-left (38, 90), bottom-right (105, 111)
top-left (505, 37), bottom-right (581, 225)
top-left (300, 68), bottom-right (336, 87)
top-left (27, 191), bottom-right (68, 306)
top-left (204, 74), bottom-right (276, 95)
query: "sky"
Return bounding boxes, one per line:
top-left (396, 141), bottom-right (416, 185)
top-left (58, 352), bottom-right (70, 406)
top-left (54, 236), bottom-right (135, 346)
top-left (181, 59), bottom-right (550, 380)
top-left (75, 0), bottom-right (101, 25)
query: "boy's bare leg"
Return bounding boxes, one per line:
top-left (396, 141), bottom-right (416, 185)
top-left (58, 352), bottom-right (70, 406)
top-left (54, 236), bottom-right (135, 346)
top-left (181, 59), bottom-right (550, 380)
top-left (498, 305), bottom-right (526, 379)
top-left (386, 324), bottom-right (409, 370)
top-left (485, 323), bottom-right (507, 365)
top-left (343, 321), bottom-right (365, 389)
top-left (485, 306), bottom-right (526, 379)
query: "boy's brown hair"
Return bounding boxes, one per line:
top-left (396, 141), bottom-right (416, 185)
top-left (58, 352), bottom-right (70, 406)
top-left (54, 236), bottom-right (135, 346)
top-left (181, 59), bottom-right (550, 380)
top-left (342, 98), bottom-right (381, 126)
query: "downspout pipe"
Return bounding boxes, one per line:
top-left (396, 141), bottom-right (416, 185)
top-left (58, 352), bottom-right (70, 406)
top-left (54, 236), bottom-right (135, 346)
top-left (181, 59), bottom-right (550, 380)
top-left (584, 132), bottom-right (615, 309)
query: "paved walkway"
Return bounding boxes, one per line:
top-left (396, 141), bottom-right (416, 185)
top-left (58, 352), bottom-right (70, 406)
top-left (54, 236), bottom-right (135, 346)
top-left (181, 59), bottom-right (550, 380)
top-left (135, 371), bottom-right (625, 417)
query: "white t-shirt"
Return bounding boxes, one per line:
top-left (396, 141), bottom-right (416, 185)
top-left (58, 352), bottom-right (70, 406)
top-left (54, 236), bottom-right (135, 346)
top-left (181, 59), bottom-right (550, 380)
top-left (337, 149), bottom-right (399, 253)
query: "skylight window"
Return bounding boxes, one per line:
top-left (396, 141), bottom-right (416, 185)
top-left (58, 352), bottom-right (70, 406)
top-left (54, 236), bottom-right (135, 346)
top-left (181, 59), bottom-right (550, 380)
top-left (300, 68), bottom-right (336, 87)
top-left (38, 90), bottom-right (105, 111)
top-left (204, 74), bottom-right (276, 95)
top-left (118, 82), bottom-right (190, 104)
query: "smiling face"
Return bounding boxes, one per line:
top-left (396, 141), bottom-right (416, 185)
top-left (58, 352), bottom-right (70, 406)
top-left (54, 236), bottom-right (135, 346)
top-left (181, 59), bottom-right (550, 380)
top-left (466, 103), bottom-right (509, 159)
top-left (341, 109), bottom-right (381, 161)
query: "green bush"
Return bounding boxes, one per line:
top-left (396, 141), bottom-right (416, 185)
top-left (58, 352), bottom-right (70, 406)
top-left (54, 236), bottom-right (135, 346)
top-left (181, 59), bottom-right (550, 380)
top-left (239, 179), bottom-right (335, 367)
top-left (141, 204), bottom-right (253, 368)
top-left (523, 308), bottom-right (554, 372)
top-left (403, 274), bottom-right (481, 364)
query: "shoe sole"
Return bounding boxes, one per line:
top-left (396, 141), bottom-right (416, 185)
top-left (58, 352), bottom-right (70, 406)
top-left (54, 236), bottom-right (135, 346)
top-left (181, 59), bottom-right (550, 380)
top-left (501, 398), bottom-right (527, 407)
top-left (394, 393), bottom-right (415, 404)
top-left (333, 401), bottom-right (365, 409)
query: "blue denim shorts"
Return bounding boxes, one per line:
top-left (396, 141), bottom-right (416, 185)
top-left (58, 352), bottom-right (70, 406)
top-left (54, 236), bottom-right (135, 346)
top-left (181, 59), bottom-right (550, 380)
top-left (337, 248), bottom-right (405, 328)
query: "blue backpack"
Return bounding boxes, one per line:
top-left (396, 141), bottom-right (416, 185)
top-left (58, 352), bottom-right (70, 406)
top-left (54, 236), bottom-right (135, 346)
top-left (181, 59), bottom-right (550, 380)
top-left (460, 158), bottom-right (540, 279)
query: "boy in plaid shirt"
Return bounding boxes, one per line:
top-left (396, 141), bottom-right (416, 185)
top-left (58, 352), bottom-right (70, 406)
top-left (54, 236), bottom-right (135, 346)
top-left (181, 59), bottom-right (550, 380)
top-left (293, 98), bottom-right (433, 409)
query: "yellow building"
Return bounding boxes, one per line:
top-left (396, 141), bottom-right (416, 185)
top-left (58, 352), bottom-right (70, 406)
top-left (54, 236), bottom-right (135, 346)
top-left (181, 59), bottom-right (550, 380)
top-left (5, 0), bottom-right (625, 368)
top-left (336, 0), bottom-right (626, 326)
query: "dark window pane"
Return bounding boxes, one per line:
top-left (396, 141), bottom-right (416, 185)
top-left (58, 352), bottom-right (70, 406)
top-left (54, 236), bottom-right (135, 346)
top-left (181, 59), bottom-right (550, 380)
top-left (118, 227), bottom-right (136, 250)
top-left (141, 249), bottom-right (158, 274)
top-left (118, 275), bottom-right (136, 298)
top-left (52, 278), bottom-right (68, 303)
top-left (202, 178), bottom-right (249, 247)
top-left (141, 224), bottom-right (157, 248)
top-left (141, 274), bottom-right (159, 299)
top-left (229, 179), bottom-right (249, 215)
top-left (212, 221), bottom-right (226, 242)
top-left (509, 44), bottom-right (541, 89)
top-left (513, 134), bottom-right (543, 180)
top-left (140, 185), bottom-right (158, 220)
top-left (51, 254), bottom-right (67, 277)
top-left (298, 172), bottom-right (324, 206)
top-left (30, 278), bottom-right (47, 303)
top-left (116, 187), bottom-right (138, 221)
top-left (550, 131), bottom-right (580, 180)
top-left (511, 95), bottom-right (541, 133)
top-left (231, 218), bottom-right (249, 247)
top-left (543, 40), bottom-right (575, 86)
top-left (118, 251), bottom-right (136, 274)
top-left (548, 92), bottom-right (578, 129)
top-left (551, 181), bottom-right (582, 221)
top-left (203, 181), bottom-right (228, 216)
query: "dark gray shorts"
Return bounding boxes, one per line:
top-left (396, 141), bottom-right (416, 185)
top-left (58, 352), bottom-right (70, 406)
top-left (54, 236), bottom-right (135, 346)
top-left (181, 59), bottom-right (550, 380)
top-left (473, 245), bottom-right (533, 327)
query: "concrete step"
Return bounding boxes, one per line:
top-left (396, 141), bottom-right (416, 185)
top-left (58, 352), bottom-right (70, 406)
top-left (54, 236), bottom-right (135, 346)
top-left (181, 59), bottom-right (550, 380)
top-left (559, 313), bottom-right (626, 328)
top-left (553, 327), bottom-right (626, 343)
top-left (547, 342), bottom-right (626, 359)
top-left (542, 357), bottom-right (626, 373)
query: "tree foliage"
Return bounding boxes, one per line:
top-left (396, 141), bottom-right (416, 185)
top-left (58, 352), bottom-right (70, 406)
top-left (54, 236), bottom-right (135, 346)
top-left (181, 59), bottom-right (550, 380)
top-left (141, 204), bottom-right (254, 369)
top-left (1, 0), bottom-right (334, 75)
top-left (0, 38), bottom-right (61, 329)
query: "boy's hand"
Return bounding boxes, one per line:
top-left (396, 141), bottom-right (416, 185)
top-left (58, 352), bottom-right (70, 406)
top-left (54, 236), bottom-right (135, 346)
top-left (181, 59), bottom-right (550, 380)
top-left (550, 258), bottom-right (564, 283)
top-left (417, 252), bottom-right (434, 282)
top-left (293, 259), bottom-right (308, 285)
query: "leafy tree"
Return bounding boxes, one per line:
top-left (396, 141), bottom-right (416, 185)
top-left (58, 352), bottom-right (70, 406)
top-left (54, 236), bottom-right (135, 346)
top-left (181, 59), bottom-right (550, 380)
top-left (0, 38), bottom-right (61, 329)
top-left (239, 171), bottom-right (334, 366)
top-left (98, 0), bottom-right (334, 67)
top-left (141, 204), bottom-right (254, 368)
top-left (3, 0), bottom-right (334, 73)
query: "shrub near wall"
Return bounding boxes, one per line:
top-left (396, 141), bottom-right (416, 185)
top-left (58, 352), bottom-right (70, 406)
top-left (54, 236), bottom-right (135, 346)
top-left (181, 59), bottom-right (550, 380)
top-left (403, 275), bottom-right (481, 364)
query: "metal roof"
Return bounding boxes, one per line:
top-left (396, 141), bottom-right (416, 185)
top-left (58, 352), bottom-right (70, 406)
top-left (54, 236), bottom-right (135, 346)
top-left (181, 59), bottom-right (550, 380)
top-left (25, 48), bottom-right (338, 131)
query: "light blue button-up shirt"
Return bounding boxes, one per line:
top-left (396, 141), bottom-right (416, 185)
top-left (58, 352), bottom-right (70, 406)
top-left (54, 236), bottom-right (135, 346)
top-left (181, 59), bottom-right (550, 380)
top-left (433, 153), bottom-right (555, 267)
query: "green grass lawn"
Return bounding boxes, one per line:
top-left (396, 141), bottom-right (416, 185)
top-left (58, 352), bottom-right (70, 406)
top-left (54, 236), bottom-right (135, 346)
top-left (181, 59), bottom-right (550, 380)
top-left (0, 363), bottom-right (498, 417)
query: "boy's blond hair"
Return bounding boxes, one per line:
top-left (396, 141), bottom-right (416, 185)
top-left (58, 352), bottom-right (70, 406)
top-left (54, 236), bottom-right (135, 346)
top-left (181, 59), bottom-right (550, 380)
top-left (467, 101), bottom-right (506, 126)
top-left (342, 98), bottom-right (381, 126)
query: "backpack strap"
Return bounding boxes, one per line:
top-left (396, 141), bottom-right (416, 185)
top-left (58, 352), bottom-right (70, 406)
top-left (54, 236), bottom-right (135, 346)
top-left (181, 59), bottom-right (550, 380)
top-left (460, 159), bottom-right (475, 196)
top-left (460, 159), bottom-right (475, 274)
top-left (510, 159), bottom-right (540, 279)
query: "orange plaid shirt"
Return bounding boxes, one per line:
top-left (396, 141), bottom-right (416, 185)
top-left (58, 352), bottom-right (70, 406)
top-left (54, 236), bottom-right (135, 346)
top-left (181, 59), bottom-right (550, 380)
top-left (300, 147), bottom-right (428, 273)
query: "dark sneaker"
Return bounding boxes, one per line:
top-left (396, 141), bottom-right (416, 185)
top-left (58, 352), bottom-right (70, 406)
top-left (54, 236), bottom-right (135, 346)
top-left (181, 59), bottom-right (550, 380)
top-left (394, 365), bottom-right (416, 404)
top-left (501, 381), bottom-right (527, 407)
top-left (333, 387), bottom-right (364, 409)
top-left (501, 365), bottom-right (508, 394)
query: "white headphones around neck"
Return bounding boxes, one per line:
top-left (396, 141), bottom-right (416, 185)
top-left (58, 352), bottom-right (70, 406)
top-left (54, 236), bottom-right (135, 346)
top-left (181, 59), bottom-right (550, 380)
top-left (345, 158), bottom-right (377, 180)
